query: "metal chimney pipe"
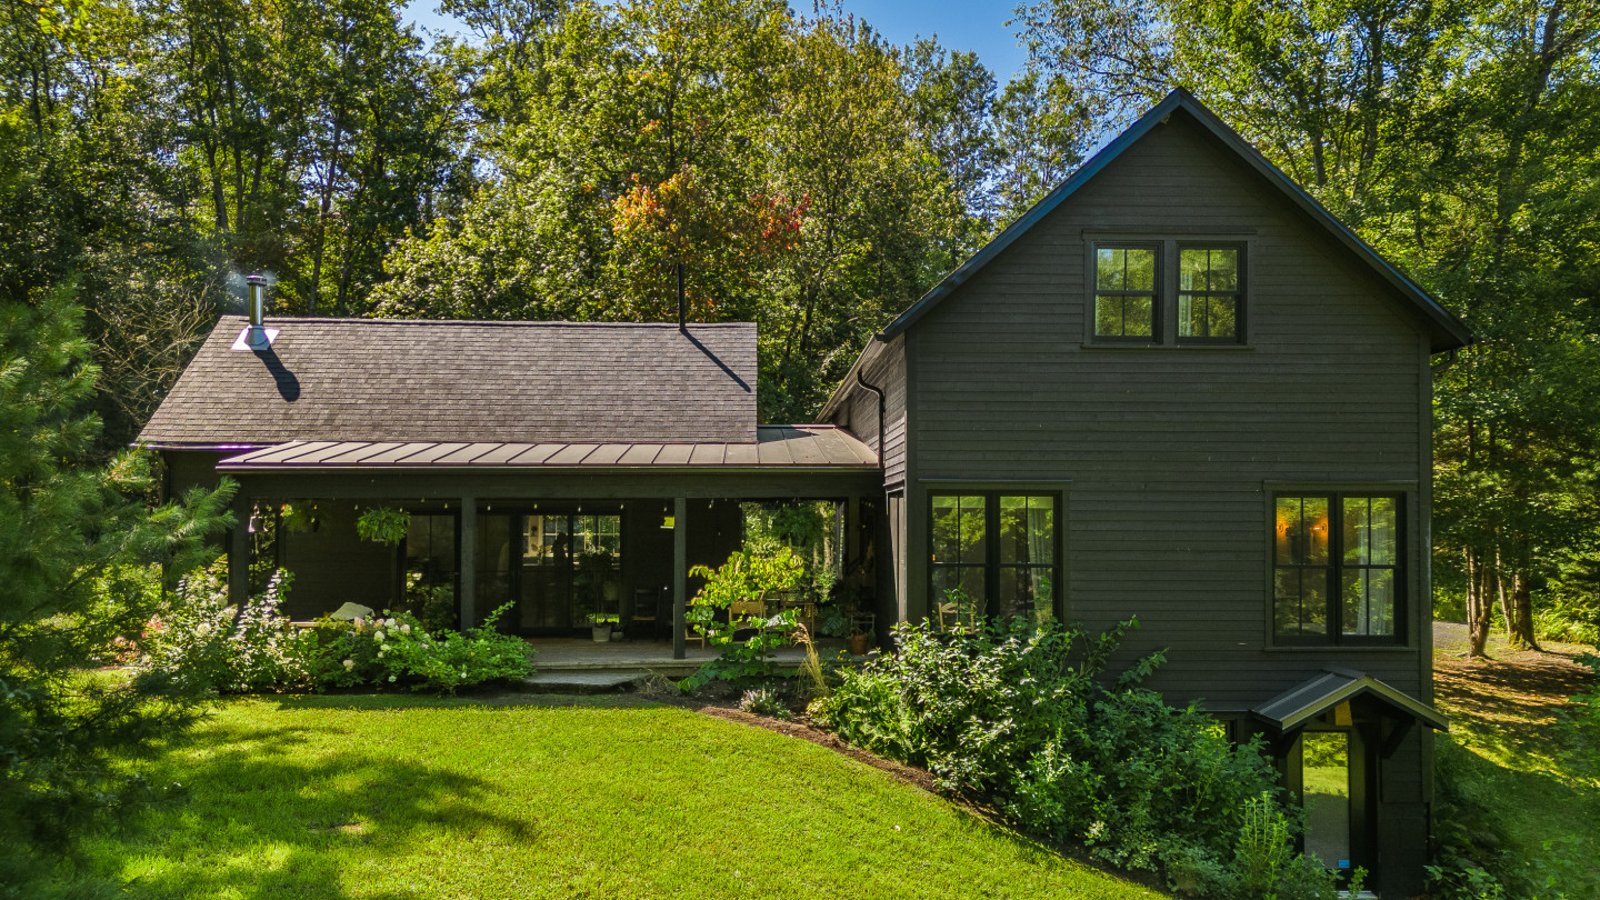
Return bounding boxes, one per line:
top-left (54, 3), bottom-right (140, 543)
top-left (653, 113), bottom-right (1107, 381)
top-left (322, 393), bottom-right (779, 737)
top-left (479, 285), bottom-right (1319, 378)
top-left (247, 274), bottom-right (267, 327)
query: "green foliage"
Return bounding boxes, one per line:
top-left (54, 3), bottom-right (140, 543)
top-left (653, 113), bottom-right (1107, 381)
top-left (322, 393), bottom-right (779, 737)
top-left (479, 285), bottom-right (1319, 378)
top-left (0, 292), bottom-right (235, 884)
top-left (680, 547), bottom-right (806, 690)
top-left (1574, 655), bottom-right (1600, 728)
top-left (371, 0), bottom-right (1002, 421)
top-left (1428, 737), bottom-right (1517, 899)
top-left (813, 618), bottom-right (1337, 898)
top-left (738, 688), bottom-right (791, 719)
top-left (140, 558), bottom-right (312, 694)
top-left (355, 507), bottom-right (411, 545)
top-left (302, 603), bottom-right (534, 694)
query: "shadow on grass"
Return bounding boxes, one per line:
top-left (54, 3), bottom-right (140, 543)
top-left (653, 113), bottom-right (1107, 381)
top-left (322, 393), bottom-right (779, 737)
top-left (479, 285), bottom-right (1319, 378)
top-left (107, 718), bottom-right (537, 899)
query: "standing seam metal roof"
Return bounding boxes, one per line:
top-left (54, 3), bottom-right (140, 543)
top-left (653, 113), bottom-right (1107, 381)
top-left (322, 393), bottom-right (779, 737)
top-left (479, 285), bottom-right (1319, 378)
top-left (214, 425), bottom-right (878, 471)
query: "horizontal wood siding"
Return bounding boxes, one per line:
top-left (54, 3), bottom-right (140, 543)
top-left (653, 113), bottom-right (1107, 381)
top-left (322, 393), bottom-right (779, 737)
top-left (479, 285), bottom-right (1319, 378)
top-left (908, 114), bottom-right (1430, 708)
top-left (832, 335), bottom-right (908, 486)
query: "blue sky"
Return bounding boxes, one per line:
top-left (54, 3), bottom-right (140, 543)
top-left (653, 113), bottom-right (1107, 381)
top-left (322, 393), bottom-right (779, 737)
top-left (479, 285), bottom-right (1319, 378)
top-left (400, 0), bottom-right (1030, 82)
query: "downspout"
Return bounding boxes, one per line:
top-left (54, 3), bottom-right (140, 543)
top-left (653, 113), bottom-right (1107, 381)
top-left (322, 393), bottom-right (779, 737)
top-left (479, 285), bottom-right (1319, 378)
top-left (855, 363), bottom-right (886, 473)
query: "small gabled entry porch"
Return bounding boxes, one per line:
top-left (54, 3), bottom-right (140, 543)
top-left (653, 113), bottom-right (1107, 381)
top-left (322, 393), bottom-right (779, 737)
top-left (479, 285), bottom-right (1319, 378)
top-left (215, 427), bottom-right (886, 660)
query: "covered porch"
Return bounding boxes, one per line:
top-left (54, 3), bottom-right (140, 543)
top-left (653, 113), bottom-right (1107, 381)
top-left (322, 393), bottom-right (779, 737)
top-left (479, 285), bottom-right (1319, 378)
top-left (217, 427), bottom-right (887, 660)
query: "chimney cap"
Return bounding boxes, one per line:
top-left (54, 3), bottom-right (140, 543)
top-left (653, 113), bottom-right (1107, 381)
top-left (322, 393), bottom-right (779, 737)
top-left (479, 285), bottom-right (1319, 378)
top-left (246, 272), bottom-right (266, 286)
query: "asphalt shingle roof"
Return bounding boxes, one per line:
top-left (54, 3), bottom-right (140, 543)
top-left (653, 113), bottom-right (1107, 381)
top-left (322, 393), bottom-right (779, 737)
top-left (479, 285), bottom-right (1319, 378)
top-left (137, 317), bottom-right (758, 447)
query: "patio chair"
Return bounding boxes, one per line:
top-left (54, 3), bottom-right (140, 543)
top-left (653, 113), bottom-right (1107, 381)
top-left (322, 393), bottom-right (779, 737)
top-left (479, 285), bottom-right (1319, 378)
top-left (628, 587), bottom-right (662, 641)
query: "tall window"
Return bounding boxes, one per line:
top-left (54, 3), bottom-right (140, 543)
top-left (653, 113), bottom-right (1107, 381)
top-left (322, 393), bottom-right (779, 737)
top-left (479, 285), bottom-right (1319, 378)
top-left (931, 492), bottom-right (1058, 622)
top-left (1273, 493), bottom-right (1402, 644)
top-left (931, 495), bottom-right (988, 607)
top-left (1178, 245), bottom-right (1242, 341)
top-left (1094, 245), bottom-right (1158, 341)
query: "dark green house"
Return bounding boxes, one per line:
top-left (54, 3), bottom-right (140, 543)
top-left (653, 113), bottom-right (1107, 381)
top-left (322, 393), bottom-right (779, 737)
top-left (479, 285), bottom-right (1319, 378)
top-left (141, 90), bottom-right (1467, 896)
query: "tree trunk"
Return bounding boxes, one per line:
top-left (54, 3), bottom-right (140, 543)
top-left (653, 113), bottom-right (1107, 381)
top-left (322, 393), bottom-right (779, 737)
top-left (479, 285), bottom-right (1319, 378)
top-left (1502, 570), bottom-right (1541, 651)
top-left (1465, 548), bottom-right (1492, 657)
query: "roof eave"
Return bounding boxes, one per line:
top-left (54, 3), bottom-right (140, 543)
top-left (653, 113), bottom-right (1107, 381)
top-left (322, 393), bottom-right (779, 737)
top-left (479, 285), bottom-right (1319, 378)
top-left (1252, 670), bottom-right (1449, 733)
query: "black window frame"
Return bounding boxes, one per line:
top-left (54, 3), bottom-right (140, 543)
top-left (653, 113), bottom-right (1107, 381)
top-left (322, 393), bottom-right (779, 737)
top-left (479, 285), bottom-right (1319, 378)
top-left (1271, 491), bottom-right (1405, 647)
top-left (1176, 242), bottom-right (1246, 344)
top-left (928, 490), bottom-right (1063, 622)
top-left (1091, 242), bottom-right (1162, 344)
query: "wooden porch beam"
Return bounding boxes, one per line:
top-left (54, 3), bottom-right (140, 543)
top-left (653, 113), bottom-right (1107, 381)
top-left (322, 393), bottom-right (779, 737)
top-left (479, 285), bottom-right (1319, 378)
top-left (673, 496), bottom-right (687, 660)
top-left (227, 492), bottom-right (252, 607)
top-left (459, 495), bottom-right (476, 629)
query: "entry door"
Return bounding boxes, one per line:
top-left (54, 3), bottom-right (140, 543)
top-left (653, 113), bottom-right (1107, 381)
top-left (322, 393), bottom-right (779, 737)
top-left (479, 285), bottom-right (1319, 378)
top-left (1300, 729), bottom-right (1371, 880)
top-left (516, 512), bottom-right (622, 633)
top-left (520, 514), bottom-right (572, 631)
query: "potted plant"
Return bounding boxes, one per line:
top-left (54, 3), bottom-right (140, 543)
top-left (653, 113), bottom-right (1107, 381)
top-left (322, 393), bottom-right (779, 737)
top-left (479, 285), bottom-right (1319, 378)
top-left (587, 612), bottom-right (617, 643)
top-left (848, 621), bottom-right (872, 656)
top-left (838, 585), bottom-right (873, 655)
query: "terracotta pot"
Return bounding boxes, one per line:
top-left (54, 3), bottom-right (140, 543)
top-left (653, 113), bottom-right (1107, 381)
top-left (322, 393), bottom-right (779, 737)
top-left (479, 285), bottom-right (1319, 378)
top-left (848, 633), bottom-right (870, 656)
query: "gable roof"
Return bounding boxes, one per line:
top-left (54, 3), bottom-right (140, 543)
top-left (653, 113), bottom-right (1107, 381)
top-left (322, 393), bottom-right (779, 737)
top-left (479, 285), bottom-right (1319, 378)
top-left (886, 88), bottom-right (1470, 349)
top-left (1252, 668), bottom-right (1448, 733)
top-left (138, 317), bottom-right (758, 448)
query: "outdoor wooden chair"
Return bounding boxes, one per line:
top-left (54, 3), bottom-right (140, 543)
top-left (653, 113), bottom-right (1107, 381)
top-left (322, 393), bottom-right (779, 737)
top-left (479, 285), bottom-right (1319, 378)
top-left (627, 587), bottom-right (662, 640)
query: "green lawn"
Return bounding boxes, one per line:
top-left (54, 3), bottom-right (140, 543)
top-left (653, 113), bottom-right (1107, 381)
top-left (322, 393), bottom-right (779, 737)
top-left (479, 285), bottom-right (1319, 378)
top-left (1433, 623), bottom-right (1600, 897)
top-left (81, 694), bottom-right (1162, 899)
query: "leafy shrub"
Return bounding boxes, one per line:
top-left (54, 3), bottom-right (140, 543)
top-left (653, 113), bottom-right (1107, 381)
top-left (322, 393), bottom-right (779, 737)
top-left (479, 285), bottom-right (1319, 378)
top-left (141, 558), bottom-right (311, 693)
top-left (681, 547), bottom-right (806, 690)
top-left (738, 688), bottom-right (791, 719)
top-left (1533, 598), bottom-right (1599, 647)
top-left (812, 617), bottom-right (1340, 897)
top-left (303, 602), bottom-right (534, 693)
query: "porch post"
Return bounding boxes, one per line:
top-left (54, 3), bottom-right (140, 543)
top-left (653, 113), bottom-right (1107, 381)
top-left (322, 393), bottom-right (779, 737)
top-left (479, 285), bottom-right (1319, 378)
top-left (673, 496), bottom-right (688, 659)
top-left (459, 496), bottom-right (476, 629)
top-left (227, 492), bottom-right (252, 607)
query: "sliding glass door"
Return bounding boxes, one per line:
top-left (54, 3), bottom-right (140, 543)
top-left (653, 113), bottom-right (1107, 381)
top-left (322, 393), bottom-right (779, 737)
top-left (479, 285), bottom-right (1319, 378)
top-left (469, 508), bottom-right (622, 635)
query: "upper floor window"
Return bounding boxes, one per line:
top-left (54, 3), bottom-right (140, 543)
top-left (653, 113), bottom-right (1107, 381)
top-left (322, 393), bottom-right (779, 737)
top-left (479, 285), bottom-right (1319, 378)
top-left (1088, 238), bottom-right (1248, 346)
top-left (1094, 245), bottom-right (1158, 341)
top-left (1178, 245), bottom-right (1242, 342)
top-left (1273, 493), bottom-right (1403, 645)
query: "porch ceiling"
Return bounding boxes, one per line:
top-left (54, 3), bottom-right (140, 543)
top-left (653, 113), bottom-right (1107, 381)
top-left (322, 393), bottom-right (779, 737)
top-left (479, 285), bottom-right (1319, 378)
top-left (215, 424), bottom-right (878, 472)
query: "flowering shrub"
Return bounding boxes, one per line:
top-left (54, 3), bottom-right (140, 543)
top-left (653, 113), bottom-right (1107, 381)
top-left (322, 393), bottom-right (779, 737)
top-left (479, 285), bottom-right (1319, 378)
top-left (141, 558), bottom-right (311, 693)
top-left (738, 687), bottom-right (791, 719)
top-left (304, 602), bottom-right (534, 693)
top-left (142, 560), bottom-right (533, 695)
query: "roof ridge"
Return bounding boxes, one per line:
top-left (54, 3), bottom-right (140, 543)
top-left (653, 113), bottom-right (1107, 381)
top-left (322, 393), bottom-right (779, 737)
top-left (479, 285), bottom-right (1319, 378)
top-left (215, 315), bottom-right (755, 329)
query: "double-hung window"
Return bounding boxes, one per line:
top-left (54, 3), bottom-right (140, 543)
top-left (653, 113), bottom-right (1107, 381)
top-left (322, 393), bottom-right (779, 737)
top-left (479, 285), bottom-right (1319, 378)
top-left (1089, 239), bottom-right (1247, 345)
top-left (1178, 245), bottom-right (1242, 342)
top-left (1093, 245), bottom-right (1159, 341)
top-left (931, 492), bottom-right (1059, 622)
top-left (1273, 493), bottom-right (1403, 645)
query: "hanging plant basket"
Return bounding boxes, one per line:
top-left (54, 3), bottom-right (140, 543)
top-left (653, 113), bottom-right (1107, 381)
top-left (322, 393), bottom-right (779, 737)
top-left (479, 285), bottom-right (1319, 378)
top-left (356, 507), bottom-right (410, 545)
